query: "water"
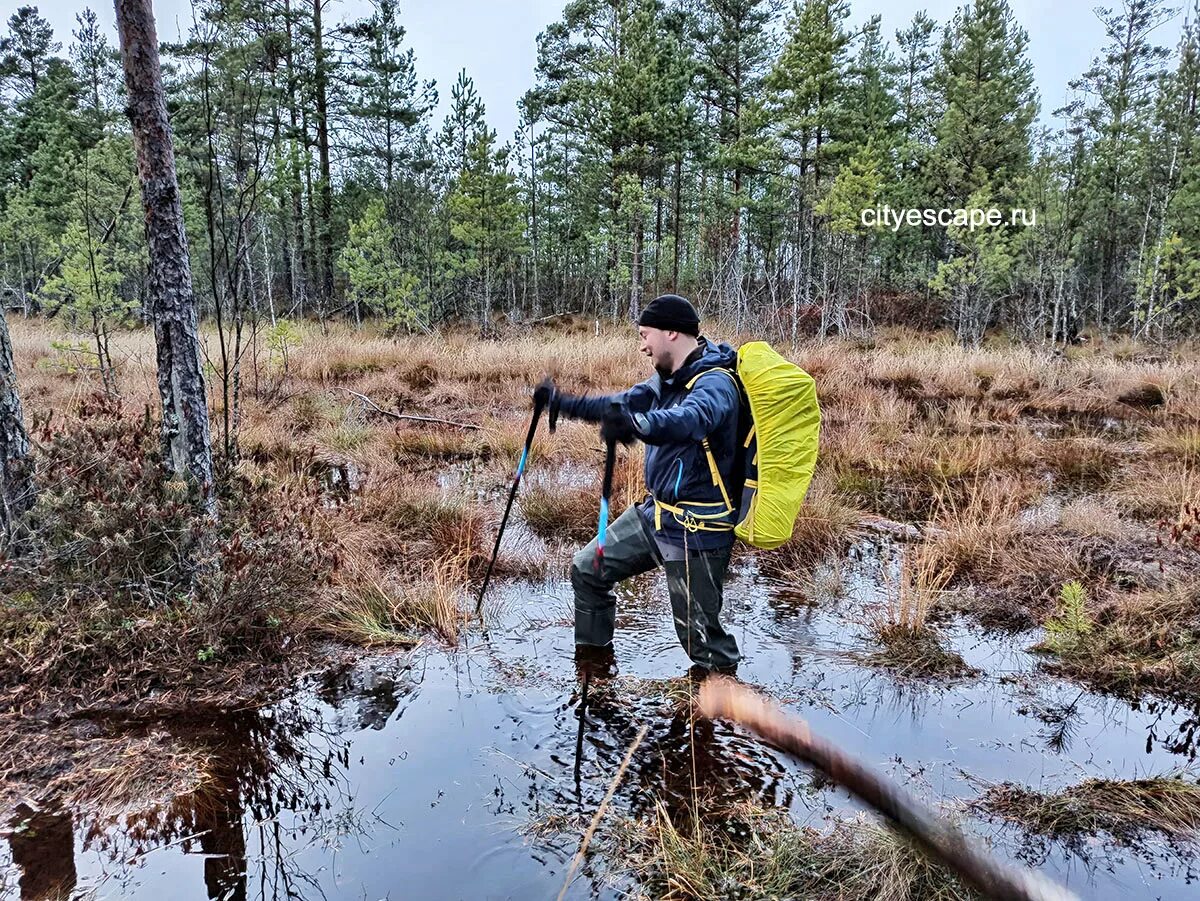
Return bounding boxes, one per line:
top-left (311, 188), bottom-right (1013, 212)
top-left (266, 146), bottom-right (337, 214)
top-left (3, 538), bottom-right (1198, 900)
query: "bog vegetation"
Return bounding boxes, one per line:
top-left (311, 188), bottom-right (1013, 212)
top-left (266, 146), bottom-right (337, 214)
top-left (1, 0), bottom-right (1200, 895)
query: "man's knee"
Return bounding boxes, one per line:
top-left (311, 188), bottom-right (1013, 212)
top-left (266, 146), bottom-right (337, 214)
top-left (570, 546), bottom-right (595, 588)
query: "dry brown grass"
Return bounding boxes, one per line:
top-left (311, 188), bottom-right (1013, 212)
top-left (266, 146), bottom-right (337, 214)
top-left (521, 483), bottom-right (598, 541)
top-left (867, 547), bottom-right (973, 679)
top-left (1037, 437), bottom-right (1121, 487)
top-left (6, 316), bottom-right (1199, 690)
top-left (1059, 495), bottom-right (1125, 539)
top-left (876, 545), bottom-right (953, 634)
top-left (390, 423), bottom-right (485, 459)
top-left (1114, 462), bottom-right (1200, 520)
top-left (1147, 425), bottom-right (1200, 463)
top-left (977, 774), bottom-right (1200, 841)
top-left (325, 559), bottom-right (468, 645)
top-left (611, 798), bottom-right (977, 901)
top-left (921, 475), bottom-right (1032, 583)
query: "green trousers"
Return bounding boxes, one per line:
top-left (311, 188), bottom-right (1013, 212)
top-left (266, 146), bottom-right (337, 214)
top-left (570, 506), bottom-right (739, 670)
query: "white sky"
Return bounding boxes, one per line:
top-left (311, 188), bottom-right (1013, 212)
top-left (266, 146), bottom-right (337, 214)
top-left (17, 0), bottom-right (1194, 143)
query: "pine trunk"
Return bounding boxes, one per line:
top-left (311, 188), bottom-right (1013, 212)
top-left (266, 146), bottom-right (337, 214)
top-left (115, 0), bottom-right (216, 514)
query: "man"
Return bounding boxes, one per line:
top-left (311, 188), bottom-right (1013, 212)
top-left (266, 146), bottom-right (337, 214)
top-left (536, 294), bottom-right (746, 677)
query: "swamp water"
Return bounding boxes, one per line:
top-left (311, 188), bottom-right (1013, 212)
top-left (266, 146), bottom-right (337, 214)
top-left (3, 506), bottom-right (1198, 900)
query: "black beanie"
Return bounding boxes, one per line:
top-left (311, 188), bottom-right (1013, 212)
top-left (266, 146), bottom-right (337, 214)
top-left (638, 294), bottom-right (700, 336)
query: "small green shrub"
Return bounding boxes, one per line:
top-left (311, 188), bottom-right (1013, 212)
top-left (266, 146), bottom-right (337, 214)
top-left (1042, 580), bottom-right (1091, 654)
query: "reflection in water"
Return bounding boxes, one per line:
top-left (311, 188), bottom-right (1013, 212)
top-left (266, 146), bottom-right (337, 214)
top-left (195, 773), bottom-right (247, 901)
top-left (6, 807), bottom-right (76, 900)
top-left (564, 672), bottom-right (802, 830)
top-left (316, 660), bottom-right (413, 731)
top-left (1035, 688), bottom-right (1087, 754)
top-left (64, 691), bottom-right (367, 901)
top-left (12, 550), bottom-right (1200, 901)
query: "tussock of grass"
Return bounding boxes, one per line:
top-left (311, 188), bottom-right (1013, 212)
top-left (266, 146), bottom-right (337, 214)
top-left (615, 800), bottom-right (977, 901)
top-left (1147, 425), bottom-right (1200, 463)
top-left (869, 626), bottom-right (975, 679)
top-left (977, 775), bottom-right (1200, 840)
top-left (921, 476), bottom-right (1028, 582)
top-left (1037, 437), bottom-right (1119, 487)
top-left (390, 424), bottom-right (483, 459)
top-left (867, 548), bottom-right (973, 678)
top-left (1114, 462), bottom-right (1200, 520)
top-left (521, 483), bottom-right (597, 541)
top-left (1059, 496), bottom-right (1124, 539)
top-left (326, 561), bottom-right (467, 646)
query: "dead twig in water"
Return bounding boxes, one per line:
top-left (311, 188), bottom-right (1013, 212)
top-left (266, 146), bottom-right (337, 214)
top-left (335, 387), bottom-right (482, 430)
top-left (698, 679), bottom-right (1076, 901)
top-left (556, 724), bottom-right (648, 901)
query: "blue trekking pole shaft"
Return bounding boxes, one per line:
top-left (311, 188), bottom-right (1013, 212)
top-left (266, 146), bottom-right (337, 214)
top-left (594, 435), bottom-right (617, 573)
top-left (477, 396), bottom-right (545, 618)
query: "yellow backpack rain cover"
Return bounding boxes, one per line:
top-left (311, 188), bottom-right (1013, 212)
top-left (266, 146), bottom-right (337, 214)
top-left (733, 341), bottom-right (821, 549)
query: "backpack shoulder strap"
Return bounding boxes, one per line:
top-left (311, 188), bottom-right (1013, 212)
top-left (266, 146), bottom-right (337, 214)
top-left (682, 366), bottom-right (740, 511)
top-left (684, 366), bottom-right (739, 392)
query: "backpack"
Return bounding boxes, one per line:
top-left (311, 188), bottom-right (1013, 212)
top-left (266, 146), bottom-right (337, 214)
top-left (688, 341), bottom-right (821, 549)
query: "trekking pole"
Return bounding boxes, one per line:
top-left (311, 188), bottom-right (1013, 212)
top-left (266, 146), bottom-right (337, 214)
top-left (476, 393), bottom-right (546, 619)
top-left (595, 431), bottom-right (617, 574)
top-left (699, 680), bottom-right (1077, 901)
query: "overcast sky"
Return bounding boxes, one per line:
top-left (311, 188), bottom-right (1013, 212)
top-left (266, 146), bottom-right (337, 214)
top-left (19, 0), bottom-right (1193, 143)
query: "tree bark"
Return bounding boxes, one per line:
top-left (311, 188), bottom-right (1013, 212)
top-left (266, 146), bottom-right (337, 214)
top-left (115, 0), bottom-right (216, 514)
top-left (0, 308), bottom-right (34, 545)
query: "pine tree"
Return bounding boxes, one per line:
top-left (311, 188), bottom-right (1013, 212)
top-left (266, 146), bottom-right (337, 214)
top-left (767, 0), bottom-right (852, 335)
top-left (115, 0), bottom-right (216, 511)
top-left (438, 69), bottom-right (486, 179)
top-left (339, 197), bottom-right (424, 331)
top-left (0, 6), bottom-right (58, 101)
top-left (1058, 0), bottom-right (1174, 330)
top-left (445, 127), bottom-right (526, 329)
top-left (342, 0), bottom-right (436, 191)
top-left (1137, 1), bottom-right (1200, 334)
top-left (886, 12), bottom-right (939, 293)
top-left (0, 305), bottom-right (33, 546)
top-left (931, 0), bottom-right (1037, 208)
top-left (695, 0), bottom-right (779, 315)
top-left (70, 8), bottom-right (118, 139)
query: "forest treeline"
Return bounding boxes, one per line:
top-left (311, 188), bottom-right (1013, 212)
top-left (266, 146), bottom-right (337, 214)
top-left (2, 0), bottom-right (1199, 353)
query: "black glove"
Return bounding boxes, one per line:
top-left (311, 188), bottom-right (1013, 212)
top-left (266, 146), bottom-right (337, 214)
top-left (532, 375), bottom-right (556, 410)
top-left (600, 405), bottom-right (638, 446)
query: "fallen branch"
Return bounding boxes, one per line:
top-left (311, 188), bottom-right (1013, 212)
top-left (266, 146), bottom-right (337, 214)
top-left (335, 387), bottom-right (482, 430)
top-left (698, 679), bottom-right (1076, 901)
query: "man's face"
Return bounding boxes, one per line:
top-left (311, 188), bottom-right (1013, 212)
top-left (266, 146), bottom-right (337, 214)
top-left (638, 326), bottom-right (675, 377)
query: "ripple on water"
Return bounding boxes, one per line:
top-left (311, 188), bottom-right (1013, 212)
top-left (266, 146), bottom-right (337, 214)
top-left (6, 541), bottom-right (1199, 900)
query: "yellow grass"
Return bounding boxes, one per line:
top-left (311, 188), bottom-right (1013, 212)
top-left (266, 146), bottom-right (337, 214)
top-left (7, 315), bottom-right (1198, 661)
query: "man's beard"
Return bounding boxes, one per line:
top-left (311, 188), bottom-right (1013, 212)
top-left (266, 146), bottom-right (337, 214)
top-left (654, 360), bottom-right (674, 380)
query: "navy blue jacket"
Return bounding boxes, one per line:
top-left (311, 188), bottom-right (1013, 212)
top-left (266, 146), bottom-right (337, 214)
top-left (559, 337), bottom-right (744, 551)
